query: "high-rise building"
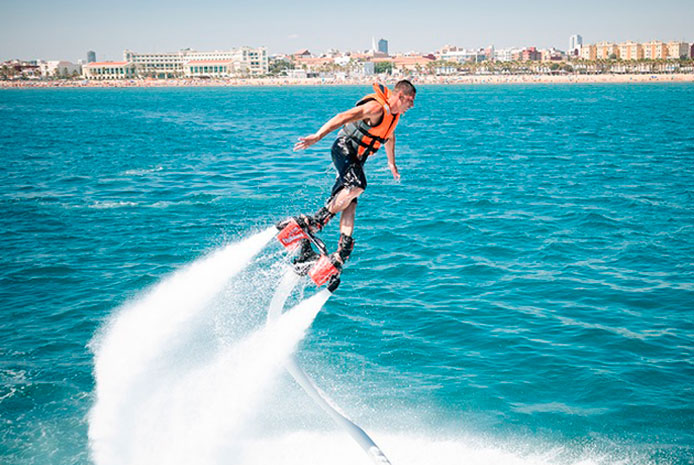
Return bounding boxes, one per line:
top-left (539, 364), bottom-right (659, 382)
top-left (87, 51), bottom-right (96, 63)
top-left (569, 35), bottom-right (583, 56)
top-left (378, 39), bottom-right (388, 55)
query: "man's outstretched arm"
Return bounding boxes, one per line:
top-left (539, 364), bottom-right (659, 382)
top-left (293, 101), bottom-right (382, 151)
top-left (384, 135), bottom-right (400, 181)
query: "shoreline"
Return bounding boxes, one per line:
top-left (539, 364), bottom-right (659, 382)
top-left (2, 73), bottom-right (694, 89)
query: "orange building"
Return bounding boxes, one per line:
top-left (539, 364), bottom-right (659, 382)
top-left (580, 44), bottom-right (596, 60)
top-left (618, 41), bottom-right (643, 60)
top-left (642, 41), bottom-right (668, 59)
top-left (596, 41), bottom-right (619, 59)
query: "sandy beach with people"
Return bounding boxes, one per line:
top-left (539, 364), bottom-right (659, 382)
top-left (2, 73), bottom-right (693, 89)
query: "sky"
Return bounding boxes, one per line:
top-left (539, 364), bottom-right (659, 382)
top-left (1, 0), bottom-right (693, 62)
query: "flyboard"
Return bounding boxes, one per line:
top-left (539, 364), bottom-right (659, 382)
top-left (276, 216), bottom-right (342, 291)
top-left (269, 219), bottom-right (393, 465)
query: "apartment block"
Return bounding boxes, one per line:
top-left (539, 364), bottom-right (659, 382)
top-left (618, 41), bottom-right (643, 60)
top-left (666, 41), bottom-right (691, 59)
top-left (596, 41), bottom-right (618, 59)
top-left (580, 44), bottom-right (597, 60)
top-left (642, 41), bottom-right (668, 59)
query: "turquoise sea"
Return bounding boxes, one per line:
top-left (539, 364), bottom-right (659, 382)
top-left (1, 84), bottom-right (693, 465)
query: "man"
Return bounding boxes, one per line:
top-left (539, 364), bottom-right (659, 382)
top-left (284, 80), bottom-right (416, 280)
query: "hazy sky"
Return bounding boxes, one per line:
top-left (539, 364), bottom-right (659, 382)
top-left (2, 0), bottom-right (692, 61)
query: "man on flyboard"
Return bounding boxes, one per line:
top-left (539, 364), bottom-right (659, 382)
top-left (276, 80), bottom-right (417, 292)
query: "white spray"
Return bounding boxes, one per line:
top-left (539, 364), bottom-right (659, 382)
top-left (268, 269), bottom-right (393, 465)
top-left (88, 227), bottom-right (331, 465)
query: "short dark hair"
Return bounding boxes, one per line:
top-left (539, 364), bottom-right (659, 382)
top-left (394, 79), bottom-right (416, 96)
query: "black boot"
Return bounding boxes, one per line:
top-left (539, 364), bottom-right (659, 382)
top-left (333, 233), bottom-right (354, 265)
top-left (291, 239), bottom-right (319, 275)
top-left (327, 274), bottom-right (341, 292)
top-left (276, 206), bottom-right (335, 233)
top-left (306, 206), bottom-right (335, 233)
top-left (325, 234), bottom-right (353, 292)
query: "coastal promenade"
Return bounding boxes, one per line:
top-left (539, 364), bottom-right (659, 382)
top-left (2, 73), bottom-right (694, 88)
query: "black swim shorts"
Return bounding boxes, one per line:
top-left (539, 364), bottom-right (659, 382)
top-left (329, 137), bottom-right (367, 199)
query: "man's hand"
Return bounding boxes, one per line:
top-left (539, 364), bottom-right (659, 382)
top-left (294, 134), bottom-right (321, 151)
top-left (389, 163), bottom-right (401, 182)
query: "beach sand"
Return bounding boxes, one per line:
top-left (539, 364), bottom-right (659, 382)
top-left (2, 73), bottom-right (693, 88)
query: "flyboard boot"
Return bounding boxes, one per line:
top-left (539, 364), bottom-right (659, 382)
top-left (276, 207), bottom-right (335, 276)
top-left (308, 233), bottom-right (354, 292)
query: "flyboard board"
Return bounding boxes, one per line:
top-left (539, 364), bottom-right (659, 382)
top-left (276, 217), bottom-right (341, 291)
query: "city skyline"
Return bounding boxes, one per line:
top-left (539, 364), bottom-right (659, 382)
top-left (2, 0), bottom-right (693, 62)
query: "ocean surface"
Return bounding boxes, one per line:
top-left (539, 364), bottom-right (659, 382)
top-left (1, 84), bottom-right (693, 465)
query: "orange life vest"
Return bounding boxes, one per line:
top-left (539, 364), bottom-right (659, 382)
top-left (340, 83), bottom-right (400, 159)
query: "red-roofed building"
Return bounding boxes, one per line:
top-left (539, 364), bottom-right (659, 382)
top-left (82, 61), bottom-right (135, 80)
top-left (292, 55), bottom-right (337, 72)
top-left (371, 55), bottom-right (435, 72)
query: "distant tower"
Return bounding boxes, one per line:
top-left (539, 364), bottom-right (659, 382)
top-left (378, 38), bottom-right (388, 55)
top-left (87, 50), bottom-right (96, 63)
top-left (371, 36), bottom-right (377, 52)
top-left (569, 35), bottom-right (583, 55)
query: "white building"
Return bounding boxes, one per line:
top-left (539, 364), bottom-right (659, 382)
top-left (122, 47), bottom-right (268, 78)
top-left (438, 47), bottom-right (487, 63)
top-left (38, 60), bottom-right (81, 78)
top-left (230, 47), bottom-right (268, 75)
top-left (287, 69), bottom-right (308, 79)
top-left (494, 48), bottom-right (521, 62)
top-left (123, 50), bottom-right (185, 78)
top-left (361, 61), bottom-right (375, 75)
top-left (334, 55), bottom-right (351, 66)
top-left (82, 61), bottom-right (136, 80)
top-left (184, 60), bottom-right (233, 78)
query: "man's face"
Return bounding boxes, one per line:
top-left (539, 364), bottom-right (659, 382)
top-left (392, 91), bottom-right (415, 114)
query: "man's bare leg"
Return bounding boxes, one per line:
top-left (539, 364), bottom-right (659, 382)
top-left (327, 187), bottom-right (363, 216)
top-left (325, 187), bottom-right (362, 266)
top-left (338, 198), bottom-right (357, 236)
